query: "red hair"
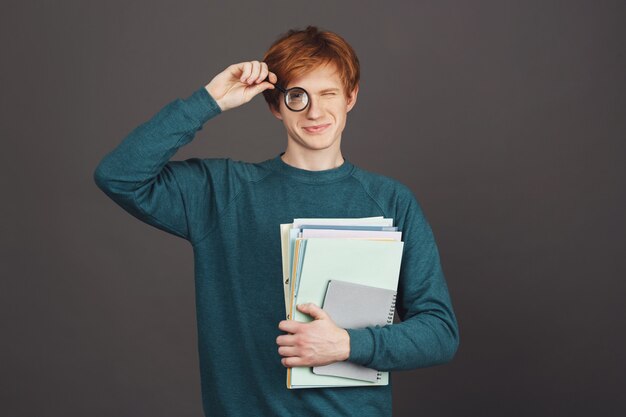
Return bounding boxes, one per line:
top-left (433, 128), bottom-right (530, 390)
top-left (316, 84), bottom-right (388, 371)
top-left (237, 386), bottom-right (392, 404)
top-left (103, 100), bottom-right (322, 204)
top-left (261, 26), bottom-right (360, 112)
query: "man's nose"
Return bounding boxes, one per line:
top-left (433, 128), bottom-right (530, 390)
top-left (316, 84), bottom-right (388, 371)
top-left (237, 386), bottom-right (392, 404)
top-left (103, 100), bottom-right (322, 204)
top-left (305, 95), bottom-right (323, 118)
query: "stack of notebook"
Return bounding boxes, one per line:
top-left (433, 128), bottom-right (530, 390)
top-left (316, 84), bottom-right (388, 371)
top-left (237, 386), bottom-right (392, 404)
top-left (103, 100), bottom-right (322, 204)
top-left (279, 217), bottom-right (404, 389)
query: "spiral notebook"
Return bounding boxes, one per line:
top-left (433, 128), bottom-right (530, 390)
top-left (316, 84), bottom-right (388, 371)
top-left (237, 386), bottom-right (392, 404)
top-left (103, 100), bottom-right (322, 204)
top-left (313, 280), bottom-right (397, 382)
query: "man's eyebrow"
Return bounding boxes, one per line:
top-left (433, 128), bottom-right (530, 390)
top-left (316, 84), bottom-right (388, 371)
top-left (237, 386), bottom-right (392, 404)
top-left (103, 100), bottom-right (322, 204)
top-left (316, 87), bottom-right (341, 93)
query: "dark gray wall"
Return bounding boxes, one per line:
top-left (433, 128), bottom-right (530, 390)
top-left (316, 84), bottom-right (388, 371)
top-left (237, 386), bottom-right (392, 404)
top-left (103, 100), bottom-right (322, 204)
top-left (2, 1), bottom-right (625, 416)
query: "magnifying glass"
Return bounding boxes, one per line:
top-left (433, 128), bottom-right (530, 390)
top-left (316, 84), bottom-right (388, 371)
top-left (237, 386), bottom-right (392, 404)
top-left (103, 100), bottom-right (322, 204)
top-left (264, 76), bottom-right (310, 112)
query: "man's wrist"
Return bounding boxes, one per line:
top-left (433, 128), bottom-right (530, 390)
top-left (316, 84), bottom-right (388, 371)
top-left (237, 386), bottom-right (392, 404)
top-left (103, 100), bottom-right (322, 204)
top-left (340, 328), bottom-right (350, 361)
top-left (344, 328), bottom-right (375, 366)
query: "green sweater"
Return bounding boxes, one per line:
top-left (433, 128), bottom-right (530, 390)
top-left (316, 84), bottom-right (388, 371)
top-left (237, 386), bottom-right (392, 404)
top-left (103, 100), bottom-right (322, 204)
top-left (93, 86), bottom-right (459, 417)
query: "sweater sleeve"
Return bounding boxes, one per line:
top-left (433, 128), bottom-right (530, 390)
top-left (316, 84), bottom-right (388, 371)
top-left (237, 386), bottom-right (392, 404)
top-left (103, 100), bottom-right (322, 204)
top-left (93, 86), bottom-right (225, 243)
top-left (345, 192), bottom-right (459, 371)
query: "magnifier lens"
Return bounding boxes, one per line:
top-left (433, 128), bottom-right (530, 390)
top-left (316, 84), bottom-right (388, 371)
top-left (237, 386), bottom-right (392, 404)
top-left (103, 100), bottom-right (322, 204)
top-left (285, 88), bottom-right (308, 111)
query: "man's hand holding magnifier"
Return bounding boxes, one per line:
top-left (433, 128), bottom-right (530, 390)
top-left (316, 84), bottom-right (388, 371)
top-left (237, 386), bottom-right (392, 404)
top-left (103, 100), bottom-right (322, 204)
top-left (205, 60), bottom-right (277, 112)
top-left (205, 60), bottom-right (312, 113)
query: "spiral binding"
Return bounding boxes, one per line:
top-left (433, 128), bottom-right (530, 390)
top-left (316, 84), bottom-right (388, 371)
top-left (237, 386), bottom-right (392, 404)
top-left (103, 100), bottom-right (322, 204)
top-left (387, 293), bottom-right (397, 325)
top-left (377, 291), bottom-right (398, 381)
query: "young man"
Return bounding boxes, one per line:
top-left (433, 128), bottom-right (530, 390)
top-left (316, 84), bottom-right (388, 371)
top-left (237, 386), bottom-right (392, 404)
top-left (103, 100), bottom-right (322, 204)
top-left (94, 26), bottom-right (458, 417)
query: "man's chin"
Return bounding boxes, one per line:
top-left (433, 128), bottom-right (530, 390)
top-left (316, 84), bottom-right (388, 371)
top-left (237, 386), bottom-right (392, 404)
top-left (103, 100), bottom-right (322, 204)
top-left (287, 133), bottom-right (341, 153)
top-left (302, 142), bottom-right (338, 152)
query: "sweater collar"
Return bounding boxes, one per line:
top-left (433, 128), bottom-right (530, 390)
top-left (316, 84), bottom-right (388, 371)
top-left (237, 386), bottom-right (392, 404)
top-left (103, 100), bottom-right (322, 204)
top-left (268, 152), bottom-right (354, 184)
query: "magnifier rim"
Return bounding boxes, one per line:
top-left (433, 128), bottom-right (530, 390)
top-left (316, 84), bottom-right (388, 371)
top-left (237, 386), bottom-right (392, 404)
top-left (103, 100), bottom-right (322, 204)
top-left (284, 86), bottom-right (309, 112)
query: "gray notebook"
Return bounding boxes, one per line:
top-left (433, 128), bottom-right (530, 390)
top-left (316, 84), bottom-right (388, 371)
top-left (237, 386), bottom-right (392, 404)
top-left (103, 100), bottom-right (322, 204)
top-left (313, 279), bottom-right (397, 382)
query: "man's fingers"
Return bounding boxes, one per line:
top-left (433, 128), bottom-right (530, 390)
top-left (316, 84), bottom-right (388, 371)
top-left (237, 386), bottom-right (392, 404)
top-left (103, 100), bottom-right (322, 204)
top-left (239, 62), bottom-right (251, 83)
top-left (281, 357), bottom-right (305, 368)
top-left (234, 61), bottom-right (275, 86)
top-left (281, 356), bottom-right (321, 368)
top-left (278, 319), bottom-right (302, 333)
top-left (278, 346), bottom-right (298, 357)
top-left (239, 62), bottom-right (246, 83)
top-left (246, 61), bottom-right (260, 83)
top-left (257, 62), bottom-right (269, 84)
top-left (276, 334), bottom-right (297, 346)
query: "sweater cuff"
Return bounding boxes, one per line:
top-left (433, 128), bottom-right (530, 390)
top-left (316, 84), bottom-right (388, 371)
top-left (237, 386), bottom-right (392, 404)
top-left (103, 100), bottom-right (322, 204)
top-left (182, 86), bottom-right (222, 125)
top-left (346, 328), bottom-right (375, 366)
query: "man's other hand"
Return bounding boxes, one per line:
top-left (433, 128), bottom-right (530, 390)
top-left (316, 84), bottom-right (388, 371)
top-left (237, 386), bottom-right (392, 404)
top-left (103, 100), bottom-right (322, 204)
top-left (277, 303), bottom-right (350, 367)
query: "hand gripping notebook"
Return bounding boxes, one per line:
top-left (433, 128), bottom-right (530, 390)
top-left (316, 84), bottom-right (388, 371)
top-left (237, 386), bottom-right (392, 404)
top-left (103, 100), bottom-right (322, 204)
top-left (313, 280), bottom-right (397, 382)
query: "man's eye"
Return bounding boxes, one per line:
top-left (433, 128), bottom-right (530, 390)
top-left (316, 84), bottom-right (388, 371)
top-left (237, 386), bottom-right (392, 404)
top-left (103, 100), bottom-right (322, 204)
top-left (322, 93), bottom-right (336, 96)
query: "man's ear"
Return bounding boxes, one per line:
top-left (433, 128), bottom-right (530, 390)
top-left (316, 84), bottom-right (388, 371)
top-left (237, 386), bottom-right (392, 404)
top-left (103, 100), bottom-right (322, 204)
top-left (270, 104), bottom-right (283, 120)
top-left (346, 84), bottom-right (359, 113)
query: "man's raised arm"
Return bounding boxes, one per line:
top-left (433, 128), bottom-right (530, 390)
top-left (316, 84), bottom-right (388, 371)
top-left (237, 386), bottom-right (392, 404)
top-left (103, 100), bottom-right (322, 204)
top-left (93, 61), bottom-right (277, 242)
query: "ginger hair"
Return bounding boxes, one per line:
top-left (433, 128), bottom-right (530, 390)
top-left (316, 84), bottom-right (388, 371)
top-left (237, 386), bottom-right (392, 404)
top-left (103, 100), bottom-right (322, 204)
top-left (261, 25), bottom-right (360, 112)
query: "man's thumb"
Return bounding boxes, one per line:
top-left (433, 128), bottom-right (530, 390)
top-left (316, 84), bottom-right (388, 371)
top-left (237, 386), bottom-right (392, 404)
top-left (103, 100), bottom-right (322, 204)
top-left (297, 303), bottom-right (327, 320)
top-left (251, 82), bottom-right (275, 97)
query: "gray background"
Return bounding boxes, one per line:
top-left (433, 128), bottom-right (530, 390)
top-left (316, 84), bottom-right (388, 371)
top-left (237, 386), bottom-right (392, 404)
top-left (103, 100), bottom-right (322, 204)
top-left (2, 1), bottom-right (625, 416)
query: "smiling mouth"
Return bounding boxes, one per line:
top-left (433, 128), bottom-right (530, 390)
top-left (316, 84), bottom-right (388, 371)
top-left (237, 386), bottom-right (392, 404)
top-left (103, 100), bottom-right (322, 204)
top-left (303, 124), bottom-right (330, 133)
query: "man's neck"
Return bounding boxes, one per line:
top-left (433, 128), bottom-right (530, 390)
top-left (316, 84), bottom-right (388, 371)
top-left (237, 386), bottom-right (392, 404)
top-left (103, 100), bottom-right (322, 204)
top-left (281, 148), bottom-right (345, 171)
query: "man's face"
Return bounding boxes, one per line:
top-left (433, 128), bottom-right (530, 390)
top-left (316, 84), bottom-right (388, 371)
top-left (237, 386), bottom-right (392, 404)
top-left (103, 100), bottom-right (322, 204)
top-left (270, 62), bottom-right (359, 155)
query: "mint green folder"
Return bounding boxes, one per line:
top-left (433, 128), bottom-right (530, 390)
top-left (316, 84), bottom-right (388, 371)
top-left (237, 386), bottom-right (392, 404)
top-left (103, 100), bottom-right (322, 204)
top-left (287, 238), bottom-right (404, 389)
